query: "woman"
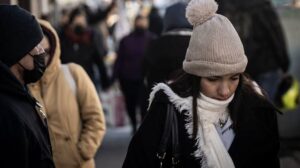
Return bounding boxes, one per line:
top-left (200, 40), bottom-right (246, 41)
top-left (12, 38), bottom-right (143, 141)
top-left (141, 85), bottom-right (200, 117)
top-left (122, 0), bottom-right (280, 167)
top-left (29, 20), bottom-right (106, 168)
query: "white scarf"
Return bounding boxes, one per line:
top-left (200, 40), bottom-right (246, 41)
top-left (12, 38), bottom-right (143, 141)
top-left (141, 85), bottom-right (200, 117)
top-left (197, 93), bottom-right (235, 168)
top-left (148, 83), bottom-right (236, 168)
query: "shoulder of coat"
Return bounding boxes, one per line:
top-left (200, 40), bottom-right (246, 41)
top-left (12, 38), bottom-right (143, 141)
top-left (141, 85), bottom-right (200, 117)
top-left (148, 83), bottom-right (192, 113)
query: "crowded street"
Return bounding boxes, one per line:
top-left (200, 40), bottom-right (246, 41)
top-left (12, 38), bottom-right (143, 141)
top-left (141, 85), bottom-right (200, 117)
top-left (1, 0), bottom-right (300, 168)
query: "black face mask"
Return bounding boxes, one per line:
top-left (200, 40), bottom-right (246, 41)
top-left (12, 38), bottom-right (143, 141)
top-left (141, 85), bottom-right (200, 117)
top-left (74, 25), bottom-right (86, 36)
top-left (19, 52), bottom-right (47, 84)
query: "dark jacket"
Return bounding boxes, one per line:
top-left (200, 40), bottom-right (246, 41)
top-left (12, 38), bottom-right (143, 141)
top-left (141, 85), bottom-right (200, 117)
top-left (123, 83), bottom-right (280, 168)
top-left (114, 30), bottom-right (156, 81)
top-left (60, 28), bottom-right (109, 89)
top-left (144, 30), bottom-right (191, 91)
top-left (0, 62), bottom-right (55, 168)
top-left (217, 0), bottom-right (289, 79)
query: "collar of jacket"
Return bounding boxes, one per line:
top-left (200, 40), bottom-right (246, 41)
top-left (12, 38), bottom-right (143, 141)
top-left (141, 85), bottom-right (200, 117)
top-left (162, 29), bottom-right (192, 36)
top-left (0, 61), bottom-right (35, 100)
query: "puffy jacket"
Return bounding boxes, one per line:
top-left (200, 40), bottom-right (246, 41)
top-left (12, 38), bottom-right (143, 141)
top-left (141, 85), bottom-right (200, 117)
top-left (29, 20), bottom-right (106, 168)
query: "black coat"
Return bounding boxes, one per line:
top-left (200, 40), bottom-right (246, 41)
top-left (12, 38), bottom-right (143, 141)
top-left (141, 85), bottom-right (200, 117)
top-left (123, 84), bottom-right (280, 168)
top-left (217, 0), bottom-right (289, 79)
top-left (59, 29), bottom-right (109, 89)
top-left (0, 62), bottom-right (55, 168)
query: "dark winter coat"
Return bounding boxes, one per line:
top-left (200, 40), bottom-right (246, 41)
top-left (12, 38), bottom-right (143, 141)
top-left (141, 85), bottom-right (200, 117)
top-left (217, 0), bottom-right (289, 79)
top-left (123, 83), bottom-right (280, 168)
top-left (144, 30), bottom-right (191, 91)
top-left (114, 30), bottom-right (156, 81)
top-left (59, 28), bottom-right (109, 88)
top-left (0, 62), bottom-right (55, 168)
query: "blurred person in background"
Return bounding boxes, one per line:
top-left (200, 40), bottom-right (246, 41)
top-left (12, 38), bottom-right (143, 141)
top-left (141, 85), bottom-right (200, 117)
top-left (123, 0), bottom-right (280, 167)
top-left (144, 1), bottom-right (192, 93)
top-left (56, 8), bottom-right (70, 33)
top-left (29, 20), bottom-right (106, 168)
top-left (113, 15), bottom-right (156, 134)
top-left (148, 4), bottom-right (163, 36)
top-left (59, 6), bottom-right (110, 90)
top-left (83, 0), bottom-right (117, 26)
top-left (217, 0), bottom-right (290, 101)
top-left (0, 5), bottom-right (54, 168)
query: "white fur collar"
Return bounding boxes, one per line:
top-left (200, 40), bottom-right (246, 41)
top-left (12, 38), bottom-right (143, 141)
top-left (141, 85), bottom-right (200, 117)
top-left (148, 83), bottom-right (203, 161)
top-left (148, 83), bottom-right (192, 112)
top-left (148, 83), bottom-right (235, 168)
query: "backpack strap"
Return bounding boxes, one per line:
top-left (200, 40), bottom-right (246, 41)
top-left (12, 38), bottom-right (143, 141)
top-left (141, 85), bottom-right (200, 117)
top-left (61, 64), bottom-right (76, 95)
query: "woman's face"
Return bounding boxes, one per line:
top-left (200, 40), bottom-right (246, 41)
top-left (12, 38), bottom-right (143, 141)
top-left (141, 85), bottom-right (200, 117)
top-left (200, 73), bottom-right (240, 100)
top-left (40, 36), bottom-right (51, 66)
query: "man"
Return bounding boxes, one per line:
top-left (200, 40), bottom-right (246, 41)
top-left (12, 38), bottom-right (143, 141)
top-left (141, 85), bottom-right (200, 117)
top-left (113, 15), bottom-right (156, 133)
top-left (0, 5), bottom-right (55, 168)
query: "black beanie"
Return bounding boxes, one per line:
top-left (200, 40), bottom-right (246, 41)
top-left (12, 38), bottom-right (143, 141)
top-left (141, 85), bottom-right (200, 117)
top-left (0, 5), bottom-right (43, 67)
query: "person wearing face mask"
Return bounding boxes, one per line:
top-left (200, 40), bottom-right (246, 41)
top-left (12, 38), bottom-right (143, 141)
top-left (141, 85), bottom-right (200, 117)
top-left (59, 7), bottom-right (110, 91)
top-left (28, 20), bottom-right (106, 168)
top-left (112, 15), bottom-right (156, 134)
top-left (0, 5), bottom-right (54, 168)
top-left (123, 0), bottom-right (280, 168)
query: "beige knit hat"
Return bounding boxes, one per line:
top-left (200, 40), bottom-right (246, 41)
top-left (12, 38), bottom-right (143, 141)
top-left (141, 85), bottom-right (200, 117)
top-left (183, 0), bottom-right (248, 77)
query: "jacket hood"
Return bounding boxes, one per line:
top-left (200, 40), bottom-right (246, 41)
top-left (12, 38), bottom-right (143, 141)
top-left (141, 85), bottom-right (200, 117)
top-left (37, 20), bottom-right (61, 83)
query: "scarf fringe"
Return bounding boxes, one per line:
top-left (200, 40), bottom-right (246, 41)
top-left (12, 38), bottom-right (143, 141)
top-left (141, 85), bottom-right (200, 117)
top-left (148, 83), bottom-right (209, 167)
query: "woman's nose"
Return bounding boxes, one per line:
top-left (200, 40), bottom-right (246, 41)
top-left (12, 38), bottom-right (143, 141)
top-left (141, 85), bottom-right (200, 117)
top-left (218, 83), bottom-right (230, 100)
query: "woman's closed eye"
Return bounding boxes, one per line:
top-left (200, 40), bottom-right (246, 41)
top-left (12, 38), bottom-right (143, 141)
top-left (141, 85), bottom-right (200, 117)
top-left (207, 77), bottom-right (220, 82)
top-left (230, 75), bottom-right (240, 81)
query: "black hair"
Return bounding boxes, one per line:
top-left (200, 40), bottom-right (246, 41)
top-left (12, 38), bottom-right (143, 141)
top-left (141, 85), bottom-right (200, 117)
top-left (169, 70), bottom-right (200, 138)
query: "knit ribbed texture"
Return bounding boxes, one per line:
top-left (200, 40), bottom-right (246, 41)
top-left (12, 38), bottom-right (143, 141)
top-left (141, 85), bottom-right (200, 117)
top-left (183, 0), bottom-right (248, 77)
top-left (0, 5), bottom-right (43, 67)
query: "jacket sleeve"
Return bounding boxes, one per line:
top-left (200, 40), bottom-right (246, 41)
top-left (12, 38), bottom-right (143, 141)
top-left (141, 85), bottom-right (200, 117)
top-left (123, 93), bottom-right (168, 168)
top-left (92, 30), bottom-right (110, 89)
top-left (69, 63), bottom-right (106, 160)
top-left (0, 108), bottom-right (29, 168)
top-left (262, 107), bottom-right (280, 168)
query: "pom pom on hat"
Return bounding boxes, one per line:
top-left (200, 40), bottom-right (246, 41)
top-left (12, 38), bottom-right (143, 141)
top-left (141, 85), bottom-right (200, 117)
top-left (186, 0), bottom-right (218, 26)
